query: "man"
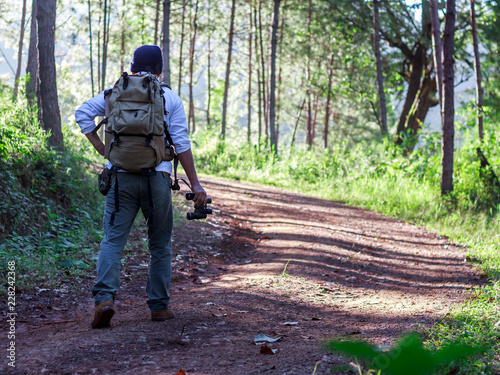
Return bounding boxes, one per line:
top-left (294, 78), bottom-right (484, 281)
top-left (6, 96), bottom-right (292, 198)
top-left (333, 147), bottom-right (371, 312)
top-left (75, 45), bottom-right (207, 328)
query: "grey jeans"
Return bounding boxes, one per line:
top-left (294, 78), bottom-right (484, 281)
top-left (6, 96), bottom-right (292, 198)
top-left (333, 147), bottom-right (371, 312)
top-left (92, 172), bottom-right (173, 312)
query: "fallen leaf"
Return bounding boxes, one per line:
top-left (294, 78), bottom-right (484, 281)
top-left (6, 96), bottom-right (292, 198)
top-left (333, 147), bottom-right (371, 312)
top-left (49, 306), bottom-right (68, 311)
top-left (254, 334), bottom-right (282, 344)
top-left (177, 370), bottom-right (186, 375)
top-left (260, 344), bottom-right (278, 355)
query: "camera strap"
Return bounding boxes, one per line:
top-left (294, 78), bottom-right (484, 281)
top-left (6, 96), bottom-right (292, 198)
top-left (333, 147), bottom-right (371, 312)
top-left (170, 156), bottom-right (191, 191)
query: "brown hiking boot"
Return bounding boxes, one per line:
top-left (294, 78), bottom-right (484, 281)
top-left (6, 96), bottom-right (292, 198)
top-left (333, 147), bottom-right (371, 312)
top-left (151, 309), bottom-right (175, 321)
top-left (91, 301), bottom-right (115, 329)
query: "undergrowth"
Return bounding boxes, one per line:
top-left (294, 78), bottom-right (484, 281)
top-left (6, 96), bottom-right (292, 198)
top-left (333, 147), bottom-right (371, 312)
top-left (0, 85), bottom-right (104, 292)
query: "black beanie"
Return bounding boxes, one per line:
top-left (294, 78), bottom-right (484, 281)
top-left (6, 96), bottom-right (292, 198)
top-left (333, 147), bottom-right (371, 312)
top-left (130, 45), bottom-right (163, 74)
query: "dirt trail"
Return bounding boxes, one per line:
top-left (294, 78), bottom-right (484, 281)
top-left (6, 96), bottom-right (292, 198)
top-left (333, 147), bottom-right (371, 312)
top-left (1, 176), bottom-right (483, 374)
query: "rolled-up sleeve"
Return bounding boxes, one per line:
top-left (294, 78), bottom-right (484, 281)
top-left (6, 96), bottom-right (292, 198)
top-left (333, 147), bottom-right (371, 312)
top-left (75, 91), bottom-right (106, 135)
top-left (165, 94), bottom-right (191, 154)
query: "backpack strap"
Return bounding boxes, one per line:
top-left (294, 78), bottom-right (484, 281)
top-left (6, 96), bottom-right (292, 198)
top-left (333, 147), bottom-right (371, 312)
top-left (108, 166), bottom-right (120, 225)
top-left (141, 168), bottom-right (157, 224)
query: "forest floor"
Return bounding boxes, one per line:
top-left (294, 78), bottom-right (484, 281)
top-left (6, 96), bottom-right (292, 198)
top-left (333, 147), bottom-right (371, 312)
top-left (1, 176), bottom-right (484, 375)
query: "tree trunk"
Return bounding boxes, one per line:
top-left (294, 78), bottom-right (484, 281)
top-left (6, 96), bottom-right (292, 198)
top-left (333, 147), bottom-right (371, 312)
top-left (220, 0), bottom-right (236, 140)
top-left (26, 0), bottom-right (38, 105)
top-left (206, 0), bottom-right (211, 127)
top-left (37, 0), bottom-right (62, 147)
top-left (253, 2), bottom-right (262, 148)
top-left (88, 0), bottom-right (95, 97)
top-left (276, 0), bottom-right (287, 142)
top-left (395, 43), bottom-right (425, 142)
top-left (154, 0), bottom-right (161, 45)
top-left (429, 0), bottom-right (443, 113)
top-left (247, 0), bottom-right (253, 145)
top-left (372, 0), bottom-right (387, 135)
top-left (101, 0), bottom-right (108, 91)
top-left (291, 97), bottom-right (306, 148)
top-left (120, 0), bottom-right (126, 73)
top-left (306, 0), bottom-right (313, 149)
top-left (13, 0), bottom-right (27, 99)
top-left (269, 0), bottom-right (280, 155)
top-left (470, 0), bottom-right (483, 141)
top-left (441, 0), bottom-right (455, 195)
top-left (177, 0), bottom-right (186, 95)
top-left (162, 0), bottom-right (171, 86)
top-left (188, 0), bottom-right (199, 133)
top-left (324, 52), bottom-right (335, 149)
top-left (258, 0), bottom-right (268, 139)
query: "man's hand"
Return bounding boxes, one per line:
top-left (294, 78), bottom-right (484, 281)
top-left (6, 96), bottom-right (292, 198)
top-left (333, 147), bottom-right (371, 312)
top-left (191, 182), bottom-right (207, 206)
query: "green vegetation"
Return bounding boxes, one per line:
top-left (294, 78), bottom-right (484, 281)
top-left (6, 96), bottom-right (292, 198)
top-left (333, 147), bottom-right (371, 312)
top-left (0, 85), bottom-right (104, 291)
top-left (325, 332), bottom-right (486, 375)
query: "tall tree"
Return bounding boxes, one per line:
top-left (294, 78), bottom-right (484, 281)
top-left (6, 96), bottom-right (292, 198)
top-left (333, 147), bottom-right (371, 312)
top-left (269, 0), bottom-right (280, 155)
top-left (253, 1), bottom-right (263, 147)
top-left (429, 0), bottom-right (443, 112)
top-left (101, 0), bottom-right (110, 91)
top-left (441, 0), bottom-right (456, 195)
top-left (247, 0), bottom-right (253, 144)
top-left (188, 0), bottom-right (199, 132)
top-left (26, 0), bottom-right (38, 105)
top-left (372, 0), bottom-right (387, 135)
top-left (88, 0), bottom-right (95, 97)
top-left (306, 0), bottom-right (314, 148)
top-left (206, 0), bottom-right (212, 127)
top-left (162, 0), bottom-right (171, 85)
top-left (37, 0), bottom-right (63, 147)
top-left (13, 0), bottom-right (27, 99)
top-left (324, 52), bottom-right (335, 149)
top-left (177, 0), bottom-right (187, 95)
top-left (220, 0), bottom-right (236, 140)
top-left (470, 0), bottom-right (483, 141)
top-left (154, 0), bottom-right (161, 45)
top-left (258, 0), bottom-right (268, 138)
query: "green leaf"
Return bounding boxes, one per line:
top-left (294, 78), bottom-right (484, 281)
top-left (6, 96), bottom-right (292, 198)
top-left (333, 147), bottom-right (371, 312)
top-left (59, 259), bottom-right (74, 268)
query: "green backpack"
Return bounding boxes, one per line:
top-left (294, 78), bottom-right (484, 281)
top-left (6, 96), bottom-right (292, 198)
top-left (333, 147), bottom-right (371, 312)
top-left (92, 72), bottom-right (177, 225)
top-left (96, 72), bottom-right (174, 173)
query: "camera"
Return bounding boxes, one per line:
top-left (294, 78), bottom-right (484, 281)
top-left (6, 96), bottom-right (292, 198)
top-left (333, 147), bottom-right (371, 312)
top-left (185, 192), bottom-right (212, 220)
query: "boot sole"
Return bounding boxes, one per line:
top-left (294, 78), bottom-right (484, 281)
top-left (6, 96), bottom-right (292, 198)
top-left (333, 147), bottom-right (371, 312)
top-left (151, 314), bottom-right (175, 322)
top-left (91, 306), bottom-right (115, 329)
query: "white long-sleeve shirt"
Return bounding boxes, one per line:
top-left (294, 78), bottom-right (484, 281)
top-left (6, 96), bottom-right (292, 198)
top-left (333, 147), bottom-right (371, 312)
top-left (75, 80), bottom-right (190, 175)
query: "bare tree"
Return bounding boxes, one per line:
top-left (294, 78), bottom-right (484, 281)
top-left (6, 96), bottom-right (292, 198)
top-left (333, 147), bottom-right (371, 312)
top-left (306, 0), bottom-right (313, 148)
top-left (441, 0), bottom-right (455, 195)
top-left (247, 0), bottom-right (253, 144)
top-left (258, 0), bottom-right (268, 138)
top-left (13, 0), bottom-right (27, 99)
top-left (26, 0), bottom-right (38, 105)
top-left (429, 0), bottom-right (443, 112)
top-left (177, 0), bottom-right (187, 95)
top-left (324, 52), bottom-right (335, 149)
top-left (162, 0), bottom-right (171, 85)
top-left (220, 0), bottom-right (236, 140)
top-left (88, 0), bottom-right (95, 97)
top-left (269, 0), bottom-right (280, 155)
top-left (101, 0), bottom-right (110, 91)
top-left (188, 0), bottom-right (199, 132)
top-left (253, 1), bottom-right (263, 147)
top-left (206, 0), bottom-right (212, 126)
top-left (470, 0), bottom-right (483, 141)
top-left (37, 0), bottom-right (63, 147)
top-left (154, 0), bottom-right (161, 45)
top-left (372, 0), bottom-right (387, 135)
